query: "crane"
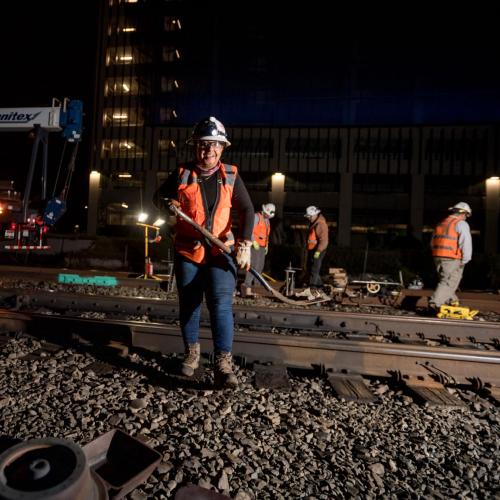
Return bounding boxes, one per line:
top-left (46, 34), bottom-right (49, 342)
top-left (0, 98), bottom-right (83, 250)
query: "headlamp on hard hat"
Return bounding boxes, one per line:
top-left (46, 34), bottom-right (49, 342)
top-left (186, 116), bottom-right (231, 146)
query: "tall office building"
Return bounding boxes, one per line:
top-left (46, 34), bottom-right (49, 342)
top-left (89, 1), bottom-right (500, 252)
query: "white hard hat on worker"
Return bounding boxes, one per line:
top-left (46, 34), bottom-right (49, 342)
top-left (262, 203), bottom-right (276, 218)
top-left (448, 201), bottom-right (472, 217)
top-left (304, 206), bottom-right (321, 219)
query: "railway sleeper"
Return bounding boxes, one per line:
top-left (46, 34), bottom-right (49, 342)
top-left (327, 373), bottom-right (376, 403)
top-left (401, 376), bottom-right (467, 407)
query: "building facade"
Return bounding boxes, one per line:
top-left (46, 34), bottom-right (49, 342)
top-left (89, 0), bottom-right (500, 252)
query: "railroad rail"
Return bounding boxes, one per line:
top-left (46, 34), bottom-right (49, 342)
top-left (3, 288), bottom-right (499, 347)
top-left (1, 297), bottom-right (500, 390)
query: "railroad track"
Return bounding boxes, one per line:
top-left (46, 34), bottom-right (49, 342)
top-left (3, 288), bottom-right (499, 346)
top-left (1, 288), bottom-right (500, 400)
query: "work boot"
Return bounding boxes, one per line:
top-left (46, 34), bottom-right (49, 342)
top-left (214, 352), bottom-right (238, 388)
top-left (426, 302), bottom-right (439, 317)
top-left (181, 343), bottom-right (200, 377)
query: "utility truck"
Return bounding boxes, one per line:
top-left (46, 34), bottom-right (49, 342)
top-left (0, 98), bottom-right (83, 249)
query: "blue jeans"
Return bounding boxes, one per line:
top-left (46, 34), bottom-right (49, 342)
top-left (174, 252), bottom-right (236, 353)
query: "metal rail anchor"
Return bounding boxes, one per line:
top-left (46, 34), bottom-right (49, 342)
top-left (166, 202), bottom-right (331, 307)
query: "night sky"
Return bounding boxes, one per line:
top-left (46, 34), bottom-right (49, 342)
top-left (0, 3), bottom-right (498, 229)
top-left (0, 1), bottom-right (99, 229)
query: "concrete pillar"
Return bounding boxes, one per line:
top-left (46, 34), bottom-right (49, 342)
top-left (410, 174), bottom-right (424, 240)
top-left (338, 172), bottom-right (352, 247)
top-left (485, 177), bottom-right (500, 254)
top-left (87, 171), bottom-right (101, 236)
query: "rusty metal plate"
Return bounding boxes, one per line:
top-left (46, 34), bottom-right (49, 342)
top-left (327, 373), bottom-right (376, 402)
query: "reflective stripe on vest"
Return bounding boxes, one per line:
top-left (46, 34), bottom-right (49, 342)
top-left (252, 212), bottom-right (270, 247)
top-left (307, 226), bottom-right (318, 250)
top-left (431, 215), bottom-right (462, 260)
top-left (175, 162), bottom-right (237, 263)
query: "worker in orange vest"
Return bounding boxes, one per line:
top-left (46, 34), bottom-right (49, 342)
top-left (304, 205), bottom-right (329, 288)
top-left (241, 203), bottom-right (275, 297)
top-left (429, 201), bottom-right (472, 310)
top-left (155, 116), bottom-right (254, 388)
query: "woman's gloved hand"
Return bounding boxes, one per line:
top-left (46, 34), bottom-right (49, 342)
top-left (236, 240), bottom-right (252, 270)
top-left (313, 251), bottom-right (321, 259)
top-left (252, 241), bottom-right (260, 250)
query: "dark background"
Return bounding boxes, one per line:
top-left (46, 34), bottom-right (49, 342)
top-left (0, 3), bottom-right (499, 231)
top-left (0, 0), bottom-right (99, 230)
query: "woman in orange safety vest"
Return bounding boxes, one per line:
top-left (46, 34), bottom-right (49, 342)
top-left (155, 117), bottom-right (254, 389)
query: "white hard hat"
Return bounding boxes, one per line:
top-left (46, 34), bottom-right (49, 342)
top-left (186, 116), bottom-right (231, 146)
top-left (448, 201), bottom-right (472, 216)
top-left (305, 206), bottom-right (321, 218)
top-left (262, 203), bottom-right (276, 218)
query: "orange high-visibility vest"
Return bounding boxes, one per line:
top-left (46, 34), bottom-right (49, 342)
top-left (307, 226), bottom-right (318, 250)
top-left (252, 213), bottom-right (270, 247)
top-left (175, 163), bottom-right (236, 263)
top-left (431, 215), bottom-right (462, 260)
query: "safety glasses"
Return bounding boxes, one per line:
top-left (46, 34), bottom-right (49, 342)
top-left (196, 141), bottom-right (224, 149)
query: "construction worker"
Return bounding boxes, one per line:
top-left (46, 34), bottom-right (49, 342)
top-left (304, 205), bottom-right (329, 288)
top-left (241, 203), bottom-right (275, 297)
top-left (155, 116), bottom-right (254, 388)
top-left (429, 201), bottom-right (472, 310)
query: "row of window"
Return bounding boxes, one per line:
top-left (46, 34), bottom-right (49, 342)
top-left (107, 16), bottom-right (181, 36)
top-left (101, 134), bottom-right (490, 163)
top-left (105, 46), bottom-right (181, 66)
top-left (104, 77), bottom-right (180, 96)
top-left (102, 107), bottom-right (178, 126)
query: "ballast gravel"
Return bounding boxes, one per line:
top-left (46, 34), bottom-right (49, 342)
top-left (0, 334), bottom-right (498, 499)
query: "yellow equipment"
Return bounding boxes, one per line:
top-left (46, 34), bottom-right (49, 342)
top-left (136, 222), bottom-right (163, 280)
top-left (437, 305), bottom-right (479, 320)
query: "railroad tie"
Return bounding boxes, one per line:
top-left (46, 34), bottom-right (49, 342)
top-left (327, 373), bottom-right (376, 403)
top-left (402, 377), bottom-right (466, 407)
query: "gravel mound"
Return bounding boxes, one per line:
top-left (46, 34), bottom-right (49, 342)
top-left (0, 335), bottom-right (498, 499)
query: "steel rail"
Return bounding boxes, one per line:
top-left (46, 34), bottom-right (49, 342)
top-left (5, 289), bottom-right (500, 346)
top-left (3, 310), bottom-right (500, 386)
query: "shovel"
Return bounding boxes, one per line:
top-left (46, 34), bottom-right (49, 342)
top-left (167, 202), bottom-right (330, 307)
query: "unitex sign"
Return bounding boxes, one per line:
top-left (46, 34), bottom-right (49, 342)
top-left (0, 107), bottom-right (61, 131)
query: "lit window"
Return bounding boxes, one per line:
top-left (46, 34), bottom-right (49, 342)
top-left (103, 108), bottom-right (144, 127)
top-left (104, 77), bottom-right (145, 96)
top-left (161, 77), bottom-right (180, 92)
top-left (159, 108), bottom-right (178, 123)
top-left (162, 46), bottom-right (181, 62)
top-left (164, 17), bottom-right (182, 31)
top-left (101, 140), bottom-right (146, 158)
top-left (159, 139), bottom-right (177, 151)
top-left (107, 24), bottom-right (137, 35)
top-left (106, 46), bottom-right (151, 65)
